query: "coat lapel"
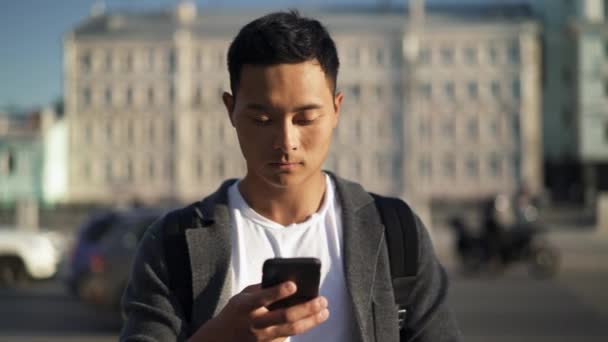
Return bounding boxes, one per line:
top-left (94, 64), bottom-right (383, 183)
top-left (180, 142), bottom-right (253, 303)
top-left (186, 180), bottom-right (236, 329)
top-left (332, 174), bottom-right (386, 342)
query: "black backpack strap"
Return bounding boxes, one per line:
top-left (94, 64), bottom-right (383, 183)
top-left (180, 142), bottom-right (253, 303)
top-left (371, 193), bottom-right (420, 332)
top-left (371, 193), bottom-right (419, 278)
top-left (163, 203), bottom-right (205, 323)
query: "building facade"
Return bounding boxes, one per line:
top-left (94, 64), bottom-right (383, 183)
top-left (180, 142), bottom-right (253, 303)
top-left (63, 2), bottom-right (542, 206)
top-left (0, 112), bottom-right (44, 207)
top-left (529, 0), bottom-right (608, 204)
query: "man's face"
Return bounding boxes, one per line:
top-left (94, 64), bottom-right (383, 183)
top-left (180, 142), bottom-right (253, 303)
top-left (223, 60), bottom-right (343, 188)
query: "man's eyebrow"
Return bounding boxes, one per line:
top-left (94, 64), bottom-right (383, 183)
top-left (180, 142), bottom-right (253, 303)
top-left (293, 103), bottom-right (322, 112)
top-left (245, 103), bottom-right (269, 111)
top-left (244, 103), bottom-right (323, 112)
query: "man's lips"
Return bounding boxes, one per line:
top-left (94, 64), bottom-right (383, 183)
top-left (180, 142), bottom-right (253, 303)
top-left (268, 161), bottom-right (302, 169)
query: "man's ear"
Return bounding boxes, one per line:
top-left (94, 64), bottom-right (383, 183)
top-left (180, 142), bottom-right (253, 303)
top-left (333, 91), bottom-right (344, 128)
top-left (222, 92), bottom-right (235, 126)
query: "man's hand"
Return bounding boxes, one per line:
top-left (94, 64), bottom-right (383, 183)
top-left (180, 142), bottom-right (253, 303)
top-left (188, 281), bottom-right (329, 342)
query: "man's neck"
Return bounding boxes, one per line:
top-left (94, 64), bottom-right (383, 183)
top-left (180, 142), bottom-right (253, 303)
top-left (238, 171), bottom-right (327, 226)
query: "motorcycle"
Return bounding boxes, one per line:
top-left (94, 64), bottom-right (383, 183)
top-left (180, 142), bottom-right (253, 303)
top-left (448, 195), bottom-right (560, 278)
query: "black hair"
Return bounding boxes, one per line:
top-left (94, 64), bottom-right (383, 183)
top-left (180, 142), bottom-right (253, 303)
top-left (227, 10), bottom-right (340, 96)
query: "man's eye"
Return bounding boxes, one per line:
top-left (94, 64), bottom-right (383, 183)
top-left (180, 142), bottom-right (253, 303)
top-left (253, 117), bottom-right (271, 125)
top-left (295, 119), bottom-right (314, 125)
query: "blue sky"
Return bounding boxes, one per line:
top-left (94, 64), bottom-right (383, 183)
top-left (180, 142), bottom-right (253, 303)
top-left (0, 0), bottom-right (519, 110)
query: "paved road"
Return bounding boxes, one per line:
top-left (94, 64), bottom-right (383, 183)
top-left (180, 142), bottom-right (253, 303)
top-left (0, 229), bottom-right (607, 342)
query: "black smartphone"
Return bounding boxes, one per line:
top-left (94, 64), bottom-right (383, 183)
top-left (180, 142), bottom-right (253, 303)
top-left (261, 257), bottom-right (321, 310)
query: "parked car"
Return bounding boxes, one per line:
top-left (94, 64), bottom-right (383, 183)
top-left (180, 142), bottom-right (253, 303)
top-left (65, 210), bottom-right (120, 294)
top-left (65, 209), bottom-right (162, 311)
top-left (0, 227), bottom-right (66, 286)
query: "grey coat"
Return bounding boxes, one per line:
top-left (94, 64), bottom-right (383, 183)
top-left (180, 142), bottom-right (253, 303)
top-left (120, 174), bottom-right (462, 341)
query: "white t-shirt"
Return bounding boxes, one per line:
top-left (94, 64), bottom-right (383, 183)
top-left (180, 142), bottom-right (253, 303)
top-left (228, 174), bottom-right (355, 342)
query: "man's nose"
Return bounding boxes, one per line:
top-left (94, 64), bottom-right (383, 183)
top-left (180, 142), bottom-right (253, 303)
top-left (272, 120), bottom-right (298, 152)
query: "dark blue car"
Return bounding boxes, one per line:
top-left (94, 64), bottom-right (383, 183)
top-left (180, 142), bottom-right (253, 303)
top-left (65, 208), bottom-right (163, 310)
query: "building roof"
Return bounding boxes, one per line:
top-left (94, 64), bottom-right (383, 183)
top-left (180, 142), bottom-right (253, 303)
top-left (71, 3), bottom-right (536, 40)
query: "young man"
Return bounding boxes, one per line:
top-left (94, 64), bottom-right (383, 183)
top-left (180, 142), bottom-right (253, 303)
top-left (120, 11), bottom-right (461, 342)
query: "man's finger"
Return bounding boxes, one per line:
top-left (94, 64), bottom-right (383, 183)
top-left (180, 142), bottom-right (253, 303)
top-left (261, 308), bottom-right (330, 338)
top-left (252, 296), bottom-right (328, 329)
top-left (246, 281), bottom-right (297, 310)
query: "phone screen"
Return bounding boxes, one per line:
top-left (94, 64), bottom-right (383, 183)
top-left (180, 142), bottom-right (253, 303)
top-left (261, 257), bottom-right (321, 310)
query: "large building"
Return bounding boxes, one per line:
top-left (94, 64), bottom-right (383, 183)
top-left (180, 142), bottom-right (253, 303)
top-left (63, 2), bottom-right (542, 207)
top-left (529, 0), bottom-right (608, 204)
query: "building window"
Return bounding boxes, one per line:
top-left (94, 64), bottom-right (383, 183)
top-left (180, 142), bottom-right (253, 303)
top-left (105, 160), bottom-right (113, 182)
top-left (419, 118), bottom-right (431, 140)
top-left (193, 86), bottom-right (202, 106)
top-left (512, 79), bottom-right (521, 99)
top-left (490, 118), bottom-right (500, 137)
top-left (166, 160), bottom-right (174, 179)
top-left (168, 48), bottom-right (176, 72)
top-left (195, 50), bottom-right (202, 70)
top-left (464, 46), bottom-right (477, 65)
top-left (348, 47), bottom-right (360, 66)
top-left (126, 159), bottom-right (134, 182)
top-left (169, 121), bottom-right (175, 141)
top-left (604, 80), bottom-right (608, 97)
top-left (105, 88), bottom-right (112, 106)
top-left (562, 66), bottom-right (572, 88)
top-left (126, 52), bottom-right (134, 72)
top-left (491, 80), bottom-right (501, 98)
top-left (196, 158), bottom-right (203, 178)
top-left (126, 87), bottom-right (133, 106)
top-left (419, 157), bottom-right (432, 178)
top-left (1, 150), bottom-right (16, 175)
top-left (81, 51), bottom-right (92, 72)
top-left (82, 87), bottom-right (91, 106)
top-left (489, 153), bottom-right (501, 177)
top-left (149, 122), bottom-right (155, 143)
top-left (196, 121), bottom-right (204, 139)
top-left (148, 49), bottom-right (154, 71)
top-left (468, 117), bottom-right (478, 141)
top-left (466, 157), bottom-right (479, 179)
top-left (509, 41), bottom-right (520, 64)
top-left (419, 47), bottom-right (431, 64)
top-left (467, 81), bottom-right (478, 99)
top-left (374, 85), bottom-right (383, 102)
top-left (444, 81), bottom-right (455, 101)
top-left (106, 122), bottom-right (113, 143)
top-left (85, 124), bottom-right (93, 144)
top-left (442, 120), bottom-right (455, 139)
top-left (147, 87), bottom-right (154, 105)
top-left (419, 82), bottom-right (432, 99)
top-left (375, 48), bottom-right (385, 66)
top-left (604, 121), bottom-right (608, 143)
top-left (169, 85), bottom-right (175, 105)
top-left (127, 121), bottom-right (134, 144)
top-left (355, 120), bottom-right (362, 140)
top-left (349, 85), bottom-right (361, 102)
top-left (488, 45), bottom-right (499, 64)
top-left (512, 112), bottom-right (521, 138)
top-left (443, 156), bottom-right (455, 178)
top-left (82, 161), bottom-right (91, 181)
top-left (148, 160), bottom-right (155, 179)
top-left (440, 47), bottom-right (454, 64)
top-left (105, 51), bottom-right (113, 72)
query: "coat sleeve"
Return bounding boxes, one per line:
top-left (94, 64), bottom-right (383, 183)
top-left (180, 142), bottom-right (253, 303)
top-left (119, 216), bottom-right (190, 341)
top-left (402, 214), bottom-right (463, 342)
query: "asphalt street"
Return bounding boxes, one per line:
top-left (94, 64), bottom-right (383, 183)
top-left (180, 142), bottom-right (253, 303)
top-left (0, 230), bottom-right (606, 342)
